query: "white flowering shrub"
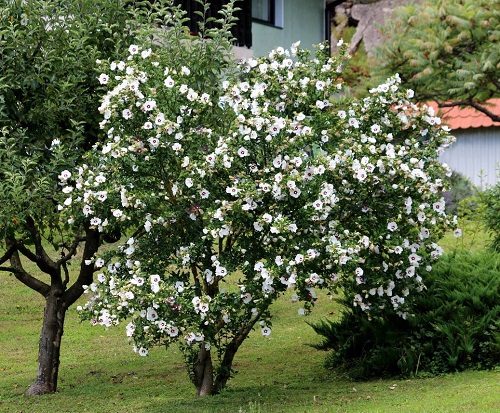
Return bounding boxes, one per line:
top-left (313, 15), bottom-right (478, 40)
top-left (62, 20), bottom-right (456, 394)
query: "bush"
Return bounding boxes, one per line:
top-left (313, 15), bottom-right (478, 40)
top-left (310, 250), bottom-right (500, 379)
top-left (483, 180), bottom-right (500, 251)
top-left (442, 171), bottom-right (476, 216)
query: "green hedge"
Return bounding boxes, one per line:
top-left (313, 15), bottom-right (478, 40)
top-left (310, 250), bottom-right (500, 380)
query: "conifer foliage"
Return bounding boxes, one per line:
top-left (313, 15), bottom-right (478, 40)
top-left (374, 0), bottom-right (500, 121)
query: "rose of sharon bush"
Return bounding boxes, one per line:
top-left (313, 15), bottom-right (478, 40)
top-left (63, 40), bottom-right (455, 395)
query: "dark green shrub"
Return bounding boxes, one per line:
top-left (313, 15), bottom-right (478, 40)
top-left (310, 250), bottom-right (500, 379)
top-left (442, 171), bottom-right (476, 216)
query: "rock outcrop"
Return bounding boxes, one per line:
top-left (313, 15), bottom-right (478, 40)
top-left (330, 0), bottom-right (421, 55)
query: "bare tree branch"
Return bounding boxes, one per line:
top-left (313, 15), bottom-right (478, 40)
top-left (436, 99), bottom-right (500, 122)
top-left (5, 237), bottom-right (50, 296)
top-left (0, 244), bottom-right (17, 265)
top-left (25, 216), bottom-right (57, 273)
top-left (57, 234), bottom-right (86, 266)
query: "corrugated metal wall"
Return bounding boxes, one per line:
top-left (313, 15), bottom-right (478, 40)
top-left (439, 127), bottom-right (500, 189)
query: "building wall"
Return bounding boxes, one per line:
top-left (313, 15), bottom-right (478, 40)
top-left (439, 127), bottom-right (500, 189)
top-left (251, 0), bottom-right (325, 57)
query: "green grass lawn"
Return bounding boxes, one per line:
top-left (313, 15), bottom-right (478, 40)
top-left (1, 224), bottom-right (499, 412)
top-left (439, 218), bottom-right (492, 253)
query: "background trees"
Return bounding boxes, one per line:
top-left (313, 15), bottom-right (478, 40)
top-left (373, 0), bottom-right (500, 121)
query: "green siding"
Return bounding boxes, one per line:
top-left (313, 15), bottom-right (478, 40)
top-left (251, 0), bottom-right (325, 57)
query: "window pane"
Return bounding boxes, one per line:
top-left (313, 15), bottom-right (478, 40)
top-left (252, 0), bottom-right (270, 22)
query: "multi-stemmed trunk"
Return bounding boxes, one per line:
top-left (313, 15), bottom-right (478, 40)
top-left (193, 320), bottom-right (257, 396)
top-left (193, 346), bottom-right (215, 397)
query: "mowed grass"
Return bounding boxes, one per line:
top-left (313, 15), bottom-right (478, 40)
top-left (1, 225), bottom-right (499, 413)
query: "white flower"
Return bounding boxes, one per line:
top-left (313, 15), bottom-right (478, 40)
top-left (83, 205), bottom-right (93, 217)
top-left (238, 147), bottom-right (249, 157)
top-left (289, 187), bottom-right (301, 198)
top-left (58, 170), bottom-right (72, 181)
top-left (96, 191), bottom-right (107, 202)
top-left (433, 200), bottom-right (445, 214)
top-left (90, 217), bottom-right (101, 226)
top-left (313, 200), bottom-right (323, 210)
top-left (149, 137), bottom-right (160, 148)
top-left (387, 221), bottom-right (398, 231)
top-left (186, 89), bottom-right (198, 101)
top-left (241, 293), bottom-right (252, 304)
top-left (141, 48), bottom-right (152, 59)
top-left (348, 118), bottom-right (359, 128)
top-left (167, 326), bottom-right (179, 337)
top-left (408, 253), bottom-right (421, 266)
top-left (128, 44), bottom-right (139, 55)
top-left (215, 266), bottom-right (227, 277)
top-left (142, 100), bottom-right (156, 112)
top-left (138, 347), bottom-right (148, 356)
top-left (146, 307), bottom-right (158, 321)
top-left (262, 213), bottom-right (273, 223)
top-left (126, 322), bottom-right (136, 337)
top-left (356, 169), bottom-right (367, 181)
top-left (261, 326), bottom-right (272, 336)
top-left (98, 74), bottom-right (109, 85)
top-left (164, 76), bottom-right (175, 88)
top-left (155, 113), bottom-right (165, 125)
top-left (122, 109), bottom-right (132, 120)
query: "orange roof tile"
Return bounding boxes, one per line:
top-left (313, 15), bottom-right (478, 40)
top-left (427, 98), bottom-right (500, 130)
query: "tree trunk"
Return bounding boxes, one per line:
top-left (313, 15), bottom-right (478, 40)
top-left (25, 289), bottom-right (66, 396)
top-left (193, 345), bottom-right (214, 397)
top-left (213, 339), bottom-right (240, 394)
top-left (213, 321), bottom-right (256, 394)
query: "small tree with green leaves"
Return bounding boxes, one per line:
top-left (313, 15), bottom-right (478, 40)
top-left (374, 0), bottom-right (500, 121)
top-left (0, 0), bottom-right (167, 395)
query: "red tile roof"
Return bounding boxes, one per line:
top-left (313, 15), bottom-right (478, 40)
top-left (427, 98), bottom-right (500, 130)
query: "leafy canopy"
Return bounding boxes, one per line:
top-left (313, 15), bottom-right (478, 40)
top-left (0, 0), bottom-right (140, 244)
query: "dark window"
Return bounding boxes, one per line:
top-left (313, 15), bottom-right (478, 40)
top-left (251, 0), bottom-right (283, 28)
top-left (174, 0), bottom-right (252, 48)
